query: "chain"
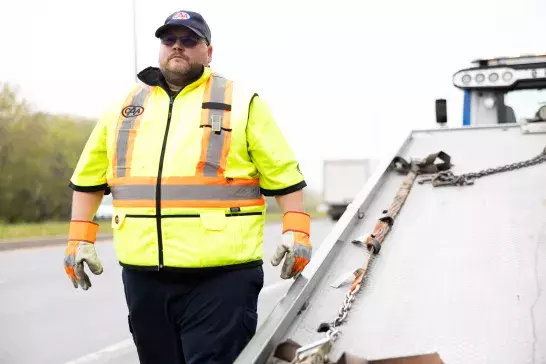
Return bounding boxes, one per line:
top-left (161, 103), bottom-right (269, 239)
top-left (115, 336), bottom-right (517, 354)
top-left (288, 283), bottom-right (362, 363)
top-left (288, 150), bottom-right (454, 363)
top-left (326, 283), bottom-right (361, 340)
top-left (419, 147), bottom-right (546, 187)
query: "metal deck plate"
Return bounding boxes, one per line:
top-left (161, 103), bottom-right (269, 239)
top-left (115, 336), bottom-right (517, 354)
top-left (259, 126), bottom-right (546, 364)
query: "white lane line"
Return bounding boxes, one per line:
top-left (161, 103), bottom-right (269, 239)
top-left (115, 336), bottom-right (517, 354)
top-left (63, 339), bottom-right (133, 364)
top-left (62, 281), bottom-right (292, 364)
top-left (260, 279), bottom-right (293, 295)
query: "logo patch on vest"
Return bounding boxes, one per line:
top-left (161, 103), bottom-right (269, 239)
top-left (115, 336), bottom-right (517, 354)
top-left (122, 106), bottom-right (145, 118)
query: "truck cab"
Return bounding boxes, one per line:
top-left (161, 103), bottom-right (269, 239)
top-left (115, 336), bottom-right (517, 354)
top-left (448, 53), bottom-right (546, 127)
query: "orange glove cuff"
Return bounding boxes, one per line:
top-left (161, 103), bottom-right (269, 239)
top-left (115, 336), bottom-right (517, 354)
top-left (69, 220), bottom-right (99, 243)
top-left (282, 211), bottom-right (311, 236)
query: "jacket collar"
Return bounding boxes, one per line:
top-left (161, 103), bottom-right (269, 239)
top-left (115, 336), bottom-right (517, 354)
top-left (137, 66), bottom-right (213, 95)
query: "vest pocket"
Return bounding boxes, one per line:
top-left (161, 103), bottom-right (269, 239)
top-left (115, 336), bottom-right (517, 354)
top-left (199, 211), bottom-right (227, 231)
top-left (110, 211), bottom-right (159, 266)
top-left (199, 211), bottom-right (243, 266)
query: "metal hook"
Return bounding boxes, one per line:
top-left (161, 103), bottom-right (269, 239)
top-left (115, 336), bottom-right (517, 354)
top-left (417, 176), bottom-right (434, 184)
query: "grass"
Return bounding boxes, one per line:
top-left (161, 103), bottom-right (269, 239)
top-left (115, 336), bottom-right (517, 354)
top-left (0, 211), bottom-right (328, 241)
top-left (0, 221), bottom-right (71, 241)
top-left (265, 211), bottom-right (327, 222)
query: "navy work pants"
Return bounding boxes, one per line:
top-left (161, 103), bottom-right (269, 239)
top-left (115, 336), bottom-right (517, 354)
top-left (122, 265), bottom-right (264, 364)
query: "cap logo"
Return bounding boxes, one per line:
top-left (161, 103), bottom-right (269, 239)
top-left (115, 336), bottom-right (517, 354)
top-left (172, 12), bottom-right (190, 20)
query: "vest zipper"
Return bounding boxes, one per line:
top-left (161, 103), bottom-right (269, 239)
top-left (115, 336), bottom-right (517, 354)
top-left (155, 94), bottom-right (176, 270)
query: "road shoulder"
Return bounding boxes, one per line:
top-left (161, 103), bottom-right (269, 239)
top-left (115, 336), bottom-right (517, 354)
top-left (0, 234), bottom-right (113, 252)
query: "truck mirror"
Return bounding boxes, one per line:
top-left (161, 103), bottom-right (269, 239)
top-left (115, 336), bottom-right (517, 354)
top-left (435, 99), bottom-right (447, 124)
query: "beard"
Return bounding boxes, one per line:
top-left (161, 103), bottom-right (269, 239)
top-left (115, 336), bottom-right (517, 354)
top-left (160, 57), bottom-right (204, 88)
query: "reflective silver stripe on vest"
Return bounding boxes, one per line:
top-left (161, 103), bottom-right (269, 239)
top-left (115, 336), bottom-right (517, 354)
top-left (111, 184), bottom-right (261, 201)
top-left (116, 85), bottom-right (151, 178)
top-left (203, 76), bottom-right (229, 177)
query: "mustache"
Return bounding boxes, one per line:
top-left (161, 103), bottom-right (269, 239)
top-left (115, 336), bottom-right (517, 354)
top-left (169, 53), bottom-right (189, 61)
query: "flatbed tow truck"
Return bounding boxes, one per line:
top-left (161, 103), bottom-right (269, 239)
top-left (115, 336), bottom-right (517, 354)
top-left (235, 54), bottom-right (546, 364)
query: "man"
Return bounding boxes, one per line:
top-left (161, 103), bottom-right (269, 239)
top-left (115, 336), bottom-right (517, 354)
top-left (63, 9), bottom-right (312, 364)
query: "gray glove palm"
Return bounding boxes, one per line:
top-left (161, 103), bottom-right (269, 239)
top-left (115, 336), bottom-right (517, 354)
top-left (63, 240), bottom-right (103, 290)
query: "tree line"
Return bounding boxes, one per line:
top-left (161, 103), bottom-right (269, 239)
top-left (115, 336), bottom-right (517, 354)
top-left (0, 83), bottom-right (95, 223)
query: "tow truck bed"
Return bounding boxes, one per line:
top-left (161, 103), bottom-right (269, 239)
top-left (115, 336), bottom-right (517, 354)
top-left (236, 124), bottom-right (546, 364)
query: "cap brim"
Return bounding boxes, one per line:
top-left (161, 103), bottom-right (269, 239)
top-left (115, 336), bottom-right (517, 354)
top-left (154, 24), bottom-right (206, 40)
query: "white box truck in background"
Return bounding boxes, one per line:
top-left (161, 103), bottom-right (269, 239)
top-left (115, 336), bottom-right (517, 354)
top-left (322, 159), bottom-right (377, 221)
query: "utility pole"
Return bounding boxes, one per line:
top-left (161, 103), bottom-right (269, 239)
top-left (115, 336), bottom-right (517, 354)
top-left (132, 0), bottom-right (138, 82)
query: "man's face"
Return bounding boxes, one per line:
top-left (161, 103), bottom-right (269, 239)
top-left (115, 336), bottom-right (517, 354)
top-left (158, 27), bottom-right (212, 79)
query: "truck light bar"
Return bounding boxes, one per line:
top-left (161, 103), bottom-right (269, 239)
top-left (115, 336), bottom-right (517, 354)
top-left (472, 53), bottom-right (546, 67)
top-left (453, 66), bottom-right (546, 89)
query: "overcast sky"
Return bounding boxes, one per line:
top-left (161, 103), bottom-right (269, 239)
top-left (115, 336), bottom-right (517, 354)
top-left (1, 0), bottom-right (545, 193)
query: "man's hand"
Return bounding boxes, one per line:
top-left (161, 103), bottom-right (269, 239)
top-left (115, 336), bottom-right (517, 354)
top-left (63, 220), bottom-right (103, 290)
top-left (271, 211), bottom-right (312, 279)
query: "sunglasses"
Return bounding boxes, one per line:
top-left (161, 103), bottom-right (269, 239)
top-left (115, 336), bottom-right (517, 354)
top-left (160, 34), bottom-right (203, 48)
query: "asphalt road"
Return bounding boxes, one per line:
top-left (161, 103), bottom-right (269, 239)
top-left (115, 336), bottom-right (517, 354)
top-left (0, 218), bottom-right (334, 364)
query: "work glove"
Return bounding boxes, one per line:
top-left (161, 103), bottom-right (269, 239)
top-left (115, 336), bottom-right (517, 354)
top-left (63, 220), bottom-right (103, 290)
top-left (271, 211), bottom-right (312, 279)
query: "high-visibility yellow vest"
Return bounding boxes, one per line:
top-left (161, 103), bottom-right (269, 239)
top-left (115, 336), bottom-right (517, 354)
top-left (70, 66), bottom-right (306, 270)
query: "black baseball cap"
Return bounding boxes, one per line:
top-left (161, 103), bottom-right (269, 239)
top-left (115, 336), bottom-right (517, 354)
top-left (155, 10), bottom-right (211, 45)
